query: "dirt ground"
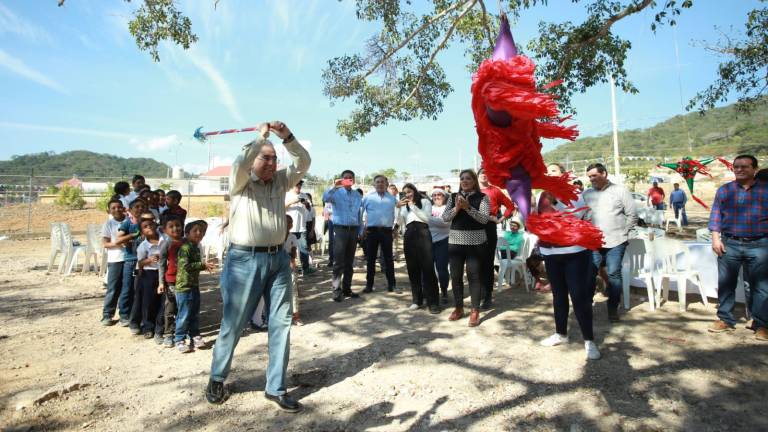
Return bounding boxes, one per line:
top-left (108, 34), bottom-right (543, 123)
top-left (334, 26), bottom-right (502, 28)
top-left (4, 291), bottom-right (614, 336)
top-left (1, 235), bottom-right (766, 432)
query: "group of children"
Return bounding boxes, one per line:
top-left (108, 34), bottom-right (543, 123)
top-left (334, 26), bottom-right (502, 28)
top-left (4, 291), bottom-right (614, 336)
top-left (101, 175), bottom-right (215, 353)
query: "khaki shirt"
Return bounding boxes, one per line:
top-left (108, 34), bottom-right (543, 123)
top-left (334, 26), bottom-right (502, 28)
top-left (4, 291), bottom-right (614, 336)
top-left (227, 137), bottom-right (310, 247)
top-left (582, 181), bottom-right (638, 249)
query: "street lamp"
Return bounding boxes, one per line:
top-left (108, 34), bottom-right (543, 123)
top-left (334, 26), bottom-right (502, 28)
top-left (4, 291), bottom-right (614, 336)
top-left (401, 133), bottom-right (420, 180)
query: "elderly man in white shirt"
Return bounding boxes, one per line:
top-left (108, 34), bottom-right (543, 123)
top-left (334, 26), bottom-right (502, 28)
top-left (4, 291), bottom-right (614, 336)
top-left (206, 121), bottom-right (309, 413)
top-left (582, 163), bottom-right (638, 322)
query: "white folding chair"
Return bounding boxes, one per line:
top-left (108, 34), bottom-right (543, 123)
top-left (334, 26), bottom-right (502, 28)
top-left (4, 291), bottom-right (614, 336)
top-left (654, 237), bottom-right (709, 311)
top-left (60, 223), bottom-right (87, 276)
top-left (621, 238), bottom-right (657, 311)
top-left (512, 233), bottom-right (537, 291)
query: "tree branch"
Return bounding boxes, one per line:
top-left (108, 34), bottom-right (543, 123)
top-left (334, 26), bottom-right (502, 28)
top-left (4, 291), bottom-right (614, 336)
top-left (477, 0), bottom-right (495, 48)
top-left (361, 0), bottom-right (473, 80)
top-left (556, 0), bottom-right (654, 78)
top-left (399, 0), bottom-right (478, 108)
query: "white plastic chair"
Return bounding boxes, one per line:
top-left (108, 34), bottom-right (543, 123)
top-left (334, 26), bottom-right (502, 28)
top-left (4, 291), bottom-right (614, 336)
top-left (664, 212), bottom-right (683, 233)
top-left (60, 223), bottom-right (87, 276)
top-left (47, 222), bottom-right (66, 273)
top-left (621, 238), bottom-right (657, 311)
top-left (695, 228), bottom-right (712, 242)
top-left (654, 237), bottom-right (709, 311)
top-left (201, 217), bottom-right (225, 262)
top-left (646, 209), bottom-right (665, 227)
top-left (83, 223), bottom-right (105, 274)
top-left (513, 233), bottom-right (537, 291)
top-left (495, 237), bottom-right (515, 289)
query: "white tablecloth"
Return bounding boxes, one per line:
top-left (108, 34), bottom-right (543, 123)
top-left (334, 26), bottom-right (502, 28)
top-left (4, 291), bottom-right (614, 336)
top-left (630, 241), bottom-right (746, 303)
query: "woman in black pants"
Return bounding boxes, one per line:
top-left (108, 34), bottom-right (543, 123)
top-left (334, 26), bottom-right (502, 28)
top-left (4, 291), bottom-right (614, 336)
top-left (397, 183), bottom-right (441, 314)
top-left (442, 170), bottom-right (490, 327)
top-left (536, 191), bottom-right (601, 360)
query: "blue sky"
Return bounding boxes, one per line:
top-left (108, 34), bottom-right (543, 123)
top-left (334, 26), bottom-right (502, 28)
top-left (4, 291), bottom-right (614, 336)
top-left (0, 0), bottom-right (760, 179)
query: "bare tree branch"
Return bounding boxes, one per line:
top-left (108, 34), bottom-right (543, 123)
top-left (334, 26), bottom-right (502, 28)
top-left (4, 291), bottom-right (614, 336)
top-left (477, 0), bottom-right (495, 48)
top-left (361, 0), bottom-right (473, 80)
top-left (399, 0), bottom-right (478, 108)
top-left (556, 0), bottom-right (654, 78)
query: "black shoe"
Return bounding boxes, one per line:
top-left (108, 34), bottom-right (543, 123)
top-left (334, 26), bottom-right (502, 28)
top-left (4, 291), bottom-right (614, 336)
top-left (428, 304), bottom-right (441, 314)
top-left (480, 299), bottom-right (492, 311)
top-left (206, 379), bottom-right (227, 405)
top-left (343, 291), bottom-right (360, 298)
top-left (143, 331), bottom-right (154, 339)
top-left (608, 308), bottom-right (620, 322)
top-left (362, 286), bottom-right (373, 293)
top-left (387, 285), bottom-right (395, 292)
top-left (332, 292), bottom-right (343, 302)
top-left (327, 262), bottom-right (334, 268)
top-left (264, 392), bottom-right (302, 413)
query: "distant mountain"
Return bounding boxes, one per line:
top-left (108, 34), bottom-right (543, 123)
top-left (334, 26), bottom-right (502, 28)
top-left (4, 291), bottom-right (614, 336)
top-left (0, 151), bottom-right (171, 181)
top-left (544, 99), bottom-right (768, 164)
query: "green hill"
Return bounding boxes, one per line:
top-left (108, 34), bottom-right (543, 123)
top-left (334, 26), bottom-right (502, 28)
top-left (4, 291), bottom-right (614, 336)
top-left (544, 99), bottom-right (768, 166)
top-left (0, 150), bottom-right (170, 181)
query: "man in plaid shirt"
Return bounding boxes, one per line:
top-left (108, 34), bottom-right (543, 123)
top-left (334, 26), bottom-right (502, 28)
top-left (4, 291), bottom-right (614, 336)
top-left (708, 154), bottom-right (768, 340)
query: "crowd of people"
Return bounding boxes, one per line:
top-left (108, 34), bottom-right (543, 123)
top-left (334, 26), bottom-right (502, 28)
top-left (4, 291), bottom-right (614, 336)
top-left (95, 130), bottom-right (768, 413)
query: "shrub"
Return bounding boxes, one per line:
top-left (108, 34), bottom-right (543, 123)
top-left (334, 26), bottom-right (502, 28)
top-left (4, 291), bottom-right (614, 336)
top-left (95, 183), bottom-right (115, 212)
top-left (205, 202), bottom-right (223, 217)
top-left (55, 184), bottom-right (86, 210)
top-left (45, 185), bottom-right (59, 194)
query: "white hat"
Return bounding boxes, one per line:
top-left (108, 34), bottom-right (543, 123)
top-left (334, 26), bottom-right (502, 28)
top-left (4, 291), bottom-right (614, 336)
top-left (508, 215), bottom-right (524, 230)
top-left (430, 188), bottom-right (449, 197)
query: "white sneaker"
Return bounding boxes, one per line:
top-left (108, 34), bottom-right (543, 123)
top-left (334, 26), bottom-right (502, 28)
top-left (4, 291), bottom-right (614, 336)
top-left (585, 340), bottom-right (601, 360)
top-left (408, 304), bottom-right (420, 311)
top-left (192, 335), bottom-right (207, 349)
top-left (540, 333), bottom-right (568, 347)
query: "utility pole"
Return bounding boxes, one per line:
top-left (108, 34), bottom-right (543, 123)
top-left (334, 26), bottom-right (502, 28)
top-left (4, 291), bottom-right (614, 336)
top-left (27, 169), bottom-right (33, 234)
top-left (609, 74), bottom-right (622, 182)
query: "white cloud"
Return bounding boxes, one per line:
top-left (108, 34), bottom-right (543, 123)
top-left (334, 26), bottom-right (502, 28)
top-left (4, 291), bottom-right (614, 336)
top-left (181, 162), bottom-right (209, 175)
top-left (0, 49), bottom-right (68, 94)
top-left (78, 34), bottom-right (98, 50)
top-left (211, 155), bottom-right (234, 167)
top-left (186, 50), bottom-right (245, 124)
top-left (0, 121), bottom-right (129, 139)
top-left (131, 134), bottom-right (179, 152)
top-left (0, 3), bottom-right (53, 43)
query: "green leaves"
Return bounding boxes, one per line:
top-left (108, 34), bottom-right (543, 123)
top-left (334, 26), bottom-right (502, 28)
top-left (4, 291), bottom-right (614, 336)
top-left (126, 0), bottom-right (198, 62)
top-left (687, 2), bottom-right (768, 114)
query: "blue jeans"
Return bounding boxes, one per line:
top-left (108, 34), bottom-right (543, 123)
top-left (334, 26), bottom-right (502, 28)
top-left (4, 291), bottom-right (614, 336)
top-left (717, 237), bottom-right (768, 327)
top-left (210, 248), bottom-right (292, 396)
top-left (592, 242), bottom-right (628, 311)
top-left (119, 260), bottom-right (137, 320)
top-left (432, 238), bottom-right (450, 295)
top-left (102, 261), bottom-right (124, 319)
top-left (672, 202), bottom-right (688, 225)
top-left (175, 288), bottom-right (200, 342)
top-left (327, 220), bottom-right (335, 264)
top-left (292, 231), bottom-right (310, 271)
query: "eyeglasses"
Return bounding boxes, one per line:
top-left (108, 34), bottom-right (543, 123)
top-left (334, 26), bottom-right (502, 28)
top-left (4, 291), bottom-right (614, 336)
top-left (258, 155), bottom-right (279, 163)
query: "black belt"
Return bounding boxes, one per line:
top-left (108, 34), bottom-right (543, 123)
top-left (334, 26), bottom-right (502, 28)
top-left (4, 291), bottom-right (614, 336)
top-left (334, 225), bottom-right (359, 230)
top-left (723, 233), bottom-right (767, 242)
top-left (230, 243), bottom-right (282, 254)
top-left (366, 226), bottom-right (393, 231)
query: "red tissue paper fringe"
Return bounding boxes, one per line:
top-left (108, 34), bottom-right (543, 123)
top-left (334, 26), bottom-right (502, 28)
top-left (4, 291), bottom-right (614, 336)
top-left (526, 211), bottom-right (605, 250)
